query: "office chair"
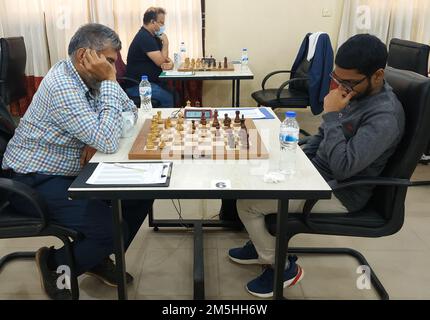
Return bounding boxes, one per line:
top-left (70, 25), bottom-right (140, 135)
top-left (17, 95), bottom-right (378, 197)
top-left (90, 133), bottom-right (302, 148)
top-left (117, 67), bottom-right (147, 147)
top-left (115, 51), bottom-right (161, 108)
top-left (388, 38), bottom-right (430, 77)
top-left (0, 100), bottom-right (81, 300)
top-left (252, 33), bottom-right (333, 122)
top-left (0, 37), bottom-right (27, 105)
top-left (265, 67), bottom-right (430, 300)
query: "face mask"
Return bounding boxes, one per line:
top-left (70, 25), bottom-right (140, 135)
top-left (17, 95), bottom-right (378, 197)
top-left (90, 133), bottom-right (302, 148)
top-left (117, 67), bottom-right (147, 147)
top-left (155, 25), bottom-right (166, 37)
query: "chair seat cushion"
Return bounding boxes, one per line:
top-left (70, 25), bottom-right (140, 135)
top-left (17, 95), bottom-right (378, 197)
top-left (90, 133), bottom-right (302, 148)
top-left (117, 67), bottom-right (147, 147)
top-left (252, 88), bottom-right (310, 108)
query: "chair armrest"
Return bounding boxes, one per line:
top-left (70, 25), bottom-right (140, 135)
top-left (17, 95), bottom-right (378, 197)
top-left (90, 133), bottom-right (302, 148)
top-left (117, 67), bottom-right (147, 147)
top-left (117, 77), bottom-right (140, 86)
top-left (0, 178), bottom-right (49, 229)
top-left (276, 77), bottom-right (309, 100)
top-left (328, 177), bottom-right (412, 190)
top-left (302, 177), bottom-right (411, 225)
top-left (262, 70), bottom-right (292, 90)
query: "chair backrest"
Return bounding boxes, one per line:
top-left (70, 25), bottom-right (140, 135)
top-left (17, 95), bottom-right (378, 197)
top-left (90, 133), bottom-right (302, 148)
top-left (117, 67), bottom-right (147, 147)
top-left (0, 37), bottom-right (27, 105)
top-left (115, 51), bottom-right (127, 81)
top-left (388, 38), bottom-right (429, 77)
top-left (370, 67), bottom-right (430, 221)
top-left (290, 33), bottom-right (312, 92)
top-left (0, 98), bottom-right (16, 166)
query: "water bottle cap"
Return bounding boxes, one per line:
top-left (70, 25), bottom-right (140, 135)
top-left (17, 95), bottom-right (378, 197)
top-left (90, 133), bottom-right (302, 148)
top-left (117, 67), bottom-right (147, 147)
top-left (243, 48), bottom-right (248, 51)
top-left (286, 111), bottom-right (297, 118)
top-left (141, 75), bottom-right (148, 81)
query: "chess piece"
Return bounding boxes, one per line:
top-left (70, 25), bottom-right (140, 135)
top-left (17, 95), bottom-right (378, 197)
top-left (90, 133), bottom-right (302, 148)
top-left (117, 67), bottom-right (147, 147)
top-left (176, 123), bottom-right (184, 132)
top-left (234, 111), bottom-right (241, 124)
top-left (224, 114), bottom-right (232, 128)
top-left (201, 113), bottom-right (207, 126)
top-left (227, 129), bottom-right (235, 149)
top-left (159, 140), bottom-right (166, 150)
top-left (191, 58), bottom-right (196, 69)
top-left (192, 120), bottom-right (197, 131)
top-left (195, 101), bottom-right (201, 108)
top-left (186, 101), bottom-right (192, 108)
top-left (185, 57), bottom-right (190, 68)
top-left (165, 118), bottom-right (171, 130)
top-left (224, 57), bottom-right (228, 69)
top-left (157, 111), bottom-right (163, 124)
top-left (212, 110), bottom-right (220, 127)
top-left (240, 128), bottom-right (250, 150)
top-left (213, 59), bottom-right (217, 69)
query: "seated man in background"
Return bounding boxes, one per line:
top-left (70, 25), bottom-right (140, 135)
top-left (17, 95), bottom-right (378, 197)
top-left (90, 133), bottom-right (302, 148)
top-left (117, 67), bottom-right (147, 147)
top-left (125, 7), bottom-right (174, 107)
top-left (2, 23), bottom-right (153, 300)
top-left (229, 34), bottom-right (405, 298)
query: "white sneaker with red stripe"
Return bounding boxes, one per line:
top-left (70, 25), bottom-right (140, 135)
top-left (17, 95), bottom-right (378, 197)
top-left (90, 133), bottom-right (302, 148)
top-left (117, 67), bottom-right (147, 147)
top-left (246, 255), bottom-right (304, 299)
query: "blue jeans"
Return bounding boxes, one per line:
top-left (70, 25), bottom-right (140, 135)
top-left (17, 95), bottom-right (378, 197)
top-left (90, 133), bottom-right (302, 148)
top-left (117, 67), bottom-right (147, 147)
top-left (126, 82), bottom-right (174, 108)
top-left (9, 174), bottom-right (153, 275)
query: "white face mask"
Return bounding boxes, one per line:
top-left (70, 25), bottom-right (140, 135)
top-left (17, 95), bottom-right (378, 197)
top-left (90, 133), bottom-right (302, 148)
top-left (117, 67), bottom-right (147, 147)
top-left (155, 25), bottom-right (166, 37)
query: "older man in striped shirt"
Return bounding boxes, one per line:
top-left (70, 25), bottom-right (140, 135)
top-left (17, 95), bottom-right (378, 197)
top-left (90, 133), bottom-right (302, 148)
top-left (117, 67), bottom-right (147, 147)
top-left (2, 24), bottom-right (153, 300)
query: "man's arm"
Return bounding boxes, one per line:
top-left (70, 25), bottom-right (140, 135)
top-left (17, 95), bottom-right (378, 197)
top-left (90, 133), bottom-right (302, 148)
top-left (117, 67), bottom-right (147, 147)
top-left (321, 111), bottom-right (400, 181)
top-left (302, 127), bottom-right (324, 160)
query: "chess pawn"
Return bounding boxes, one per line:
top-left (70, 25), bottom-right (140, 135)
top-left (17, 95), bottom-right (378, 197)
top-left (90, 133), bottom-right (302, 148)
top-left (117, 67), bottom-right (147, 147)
top-left (201, 113), bottom-right (207, 127)
top-left (192, 120), bottom-right (197, 131)
top-left (195, 101), bottom-right (201, 108)
top-left (234, 111), bottom-right (241, 124)
top-left (224, 57), bottom-right (228, 69)
top-left (186, 101), bottom-right (192, 108)
top-left (218, 62), bottom-right (222, 69)
top-left (159, 141), bottom-right (166, 150)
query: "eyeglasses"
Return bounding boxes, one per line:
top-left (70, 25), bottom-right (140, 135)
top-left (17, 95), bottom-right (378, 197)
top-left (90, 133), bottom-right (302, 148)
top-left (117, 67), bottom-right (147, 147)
top-left (330, 72), bottom-right (368, 93)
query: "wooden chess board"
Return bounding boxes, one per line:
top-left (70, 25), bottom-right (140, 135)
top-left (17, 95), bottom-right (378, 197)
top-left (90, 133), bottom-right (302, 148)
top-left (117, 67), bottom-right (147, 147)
top-left (129, 118), bottom-right (269, 160)
top-left (178, 63), bottom-right (235, 72)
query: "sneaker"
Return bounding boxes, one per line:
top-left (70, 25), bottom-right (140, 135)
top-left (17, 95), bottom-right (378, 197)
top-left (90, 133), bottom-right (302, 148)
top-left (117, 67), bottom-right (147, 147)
top-left (86, 257), bottom-right (134, 287)
top-left (35, 247), bottom-right (72, 300)
top-left (246, 255), bottom-right (304, 299)
top-left (228, 241), bottom-right (259, 265)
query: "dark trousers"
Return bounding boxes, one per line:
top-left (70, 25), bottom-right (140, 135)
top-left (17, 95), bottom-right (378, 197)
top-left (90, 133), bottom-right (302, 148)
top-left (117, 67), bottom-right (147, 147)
top-left (9, 173), bottom-right (153, 275)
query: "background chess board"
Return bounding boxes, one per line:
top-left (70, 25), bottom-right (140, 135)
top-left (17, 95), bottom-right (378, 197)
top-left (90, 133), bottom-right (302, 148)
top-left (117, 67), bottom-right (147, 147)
top-left (178, 63), bottom-right (235, 72)
top-left (129, 118), bottom-right (269, 160)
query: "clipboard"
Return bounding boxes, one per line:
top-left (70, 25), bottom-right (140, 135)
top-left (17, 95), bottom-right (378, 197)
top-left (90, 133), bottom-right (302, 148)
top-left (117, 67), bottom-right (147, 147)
top-left (85, 162), bottom-right (173, 188)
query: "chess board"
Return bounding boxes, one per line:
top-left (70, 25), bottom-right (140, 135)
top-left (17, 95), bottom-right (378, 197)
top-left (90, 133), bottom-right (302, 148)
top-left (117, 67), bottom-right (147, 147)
top-left (178, 63), bottom-right (235, 72)
top-left (129, 118), bottom-right (269, 160)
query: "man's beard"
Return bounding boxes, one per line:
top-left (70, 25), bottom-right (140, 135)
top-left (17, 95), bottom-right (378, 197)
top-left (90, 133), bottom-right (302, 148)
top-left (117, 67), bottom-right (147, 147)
top-left (352, 82), bottom-right (373, 101)
top-left (87, 77), bottom-right (101, 92)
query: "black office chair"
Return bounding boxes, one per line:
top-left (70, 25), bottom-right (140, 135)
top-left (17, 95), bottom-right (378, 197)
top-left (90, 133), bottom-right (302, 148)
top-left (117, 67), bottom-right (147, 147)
top-left (0, 100), bottom-right (81, 300)
top-left (265, 67), bottom-right (430, 300)
top-left (388, 38), bottom-right (430, 77)
top-left (387, 39), bottom-right (430, 167)
top-left (115, 51), bottom-right (162, 108)
top-left (0, 37), bottom-right (27, 105)
top-left (252, 33), bottom-right (333, 112)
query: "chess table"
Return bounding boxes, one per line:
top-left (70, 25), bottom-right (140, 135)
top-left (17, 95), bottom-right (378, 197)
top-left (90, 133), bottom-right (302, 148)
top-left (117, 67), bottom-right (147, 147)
top-left (68, 108), bottom-right (332, 301)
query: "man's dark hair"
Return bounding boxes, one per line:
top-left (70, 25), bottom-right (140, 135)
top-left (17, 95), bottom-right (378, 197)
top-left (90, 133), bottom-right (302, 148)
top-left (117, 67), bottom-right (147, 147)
top-left (143, 7), bottom-right (166, 25)
top-left (335, 34), bottom-right (388, 77)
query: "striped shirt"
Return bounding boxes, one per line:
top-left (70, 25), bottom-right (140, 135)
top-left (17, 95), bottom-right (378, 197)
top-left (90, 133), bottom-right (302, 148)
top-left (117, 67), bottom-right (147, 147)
top-left (2, 59), bottom-right (137, 177)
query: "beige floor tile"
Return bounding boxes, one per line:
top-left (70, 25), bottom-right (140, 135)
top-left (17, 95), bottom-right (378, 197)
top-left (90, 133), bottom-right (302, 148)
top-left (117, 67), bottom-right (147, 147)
top-left (0, 236), bottom-right (63, 250)
top-left (217, 249), bottom-right (304, 300)
top-left (404, 217), bottom-right (430, 250)
top-left (0, 294), bottom-right (49, 300)
top-left (137, 248), bottom-right (219, 297)
top-left (362, 250), bottom-right (430, 300)
top-left (298, 255), bottom-right (380, 300)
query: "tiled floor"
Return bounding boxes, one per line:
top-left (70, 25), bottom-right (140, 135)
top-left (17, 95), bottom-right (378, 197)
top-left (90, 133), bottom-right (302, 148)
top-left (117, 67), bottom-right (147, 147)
top-left (1, 109), bottom-right (430, 300)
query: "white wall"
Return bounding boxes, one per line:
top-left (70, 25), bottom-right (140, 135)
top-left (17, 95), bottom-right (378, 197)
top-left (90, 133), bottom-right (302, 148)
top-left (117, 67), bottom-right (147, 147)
top-left (203, 0), bottom-right (345, 106)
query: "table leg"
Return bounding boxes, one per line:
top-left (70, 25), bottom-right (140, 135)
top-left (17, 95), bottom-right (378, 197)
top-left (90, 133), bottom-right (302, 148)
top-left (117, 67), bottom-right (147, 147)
top-left (236, 79), bottom-right (241, 107)
top-left (232, 80), bottom-right (236, 107)
top-left (273, 199), bottom-right (289, 300)
top-left (112, 200), bottom-right (128, 300)
top-left (193, 221), bottom-right (205, 300)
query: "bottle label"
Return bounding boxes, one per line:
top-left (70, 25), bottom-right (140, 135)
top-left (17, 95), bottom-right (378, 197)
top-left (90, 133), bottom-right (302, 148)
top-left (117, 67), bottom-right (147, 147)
top-left (140, 86), bottom-right (152, 98)
top-left (280, 128), bottom-right (299, 143)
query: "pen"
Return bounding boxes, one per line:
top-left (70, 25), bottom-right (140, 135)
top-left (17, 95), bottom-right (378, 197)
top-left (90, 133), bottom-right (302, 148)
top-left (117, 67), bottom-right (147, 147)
top-left (113, 163), bottom-right (146, 174)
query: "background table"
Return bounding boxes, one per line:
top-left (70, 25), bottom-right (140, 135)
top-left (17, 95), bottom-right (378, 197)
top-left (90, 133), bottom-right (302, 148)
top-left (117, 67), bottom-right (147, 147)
top-left (160, 64), bottom-right (254, 107)
top-left (68, 108), bottom-right (331, 300)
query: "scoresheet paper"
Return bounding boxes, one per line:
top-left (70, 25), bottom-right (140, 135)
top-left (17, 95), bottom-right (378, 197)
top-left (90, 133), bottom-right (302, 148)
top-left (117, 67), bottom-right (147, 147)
top-left (87, 163), bottom-right (170, 185)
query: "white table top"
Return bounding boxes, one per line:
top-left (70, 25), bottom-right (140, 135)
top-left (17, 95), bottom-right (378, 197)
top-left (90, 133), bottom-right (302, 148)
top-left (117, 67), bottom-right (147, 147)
top-left (69, 108), bottom-right (331, 200)
top-left (159, 64), bottom-right (254, 80)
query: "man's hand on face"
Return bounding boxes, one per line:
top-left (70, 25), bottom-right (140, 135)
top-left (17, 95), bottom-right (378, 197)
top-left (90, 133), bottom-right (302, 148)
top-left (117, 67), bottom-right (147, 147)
top-left (80, 146), bottom-right (97, 168)
top-left (324, 88), bottom-right (356, 113)
top-left (82, 49), bottom-right (116, 82)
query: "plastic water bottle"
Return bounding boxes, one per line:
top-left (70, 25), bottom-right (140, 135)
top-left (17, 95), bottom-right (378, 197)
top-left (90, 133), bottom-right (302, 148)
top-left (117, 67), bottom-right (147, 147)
top-left (139, 75), bottom-right (152, 113)
top-left (279, 111), bottom-right (300, 175)
top-left (180, 42), bottom-right (187, 63)
top-left (241, 48), bottom-right (249, 70)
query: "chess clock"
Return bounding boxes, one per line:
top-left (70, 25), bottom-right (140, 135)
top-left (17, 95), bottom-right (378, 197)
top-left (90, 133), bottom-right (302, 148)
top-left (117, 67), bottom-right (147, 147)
top-left (184, 109), bottom-right (213, 119)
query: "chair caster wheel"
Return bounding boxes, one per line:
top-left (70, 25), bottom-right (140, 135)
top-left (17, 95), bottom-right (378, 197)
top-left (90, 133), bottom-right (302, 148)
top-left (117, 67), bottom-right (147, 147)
top-left (153, 227), bottom-right (160, 232)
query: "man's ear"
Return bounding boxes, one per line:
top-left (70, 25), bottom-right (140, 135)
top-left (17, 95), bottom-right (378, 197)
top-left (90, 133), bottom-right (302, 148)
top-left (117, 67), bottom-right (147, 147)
top-left (373, 68), bottom-right (385, 84)
top-left (75, 48), bottom-right (86, 64)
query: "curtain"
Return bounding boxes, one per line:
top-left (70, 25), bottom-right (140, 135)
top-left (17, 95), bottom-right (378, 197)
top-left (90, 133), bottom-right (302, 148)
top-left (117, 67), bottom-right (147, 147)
top-left (338, 0), bottom-right (430, 48)
top-left (0, 0), bottom-right (203, 115)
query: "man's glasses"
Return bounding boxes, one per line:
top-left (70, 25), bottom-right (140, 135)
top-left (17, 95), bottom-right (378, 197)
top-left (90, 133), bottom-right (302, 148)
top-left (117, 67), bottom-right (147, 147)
top-left (330, 72), bottom-right (368, 93)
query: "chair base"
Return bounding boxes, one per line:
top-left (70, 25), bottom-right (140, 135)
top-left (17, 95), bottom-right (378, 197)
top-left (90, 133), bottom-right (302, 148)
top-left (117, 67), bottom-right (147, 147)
top-left (288, 247), bottom-right (389, 300)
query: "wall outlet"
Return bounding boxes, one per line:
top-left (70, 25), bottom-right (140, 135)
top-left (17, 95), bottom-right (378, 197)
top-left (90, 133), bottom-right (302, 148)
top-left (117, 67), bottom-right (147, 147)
top-left (322, 8), bottom-right (332, 17)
